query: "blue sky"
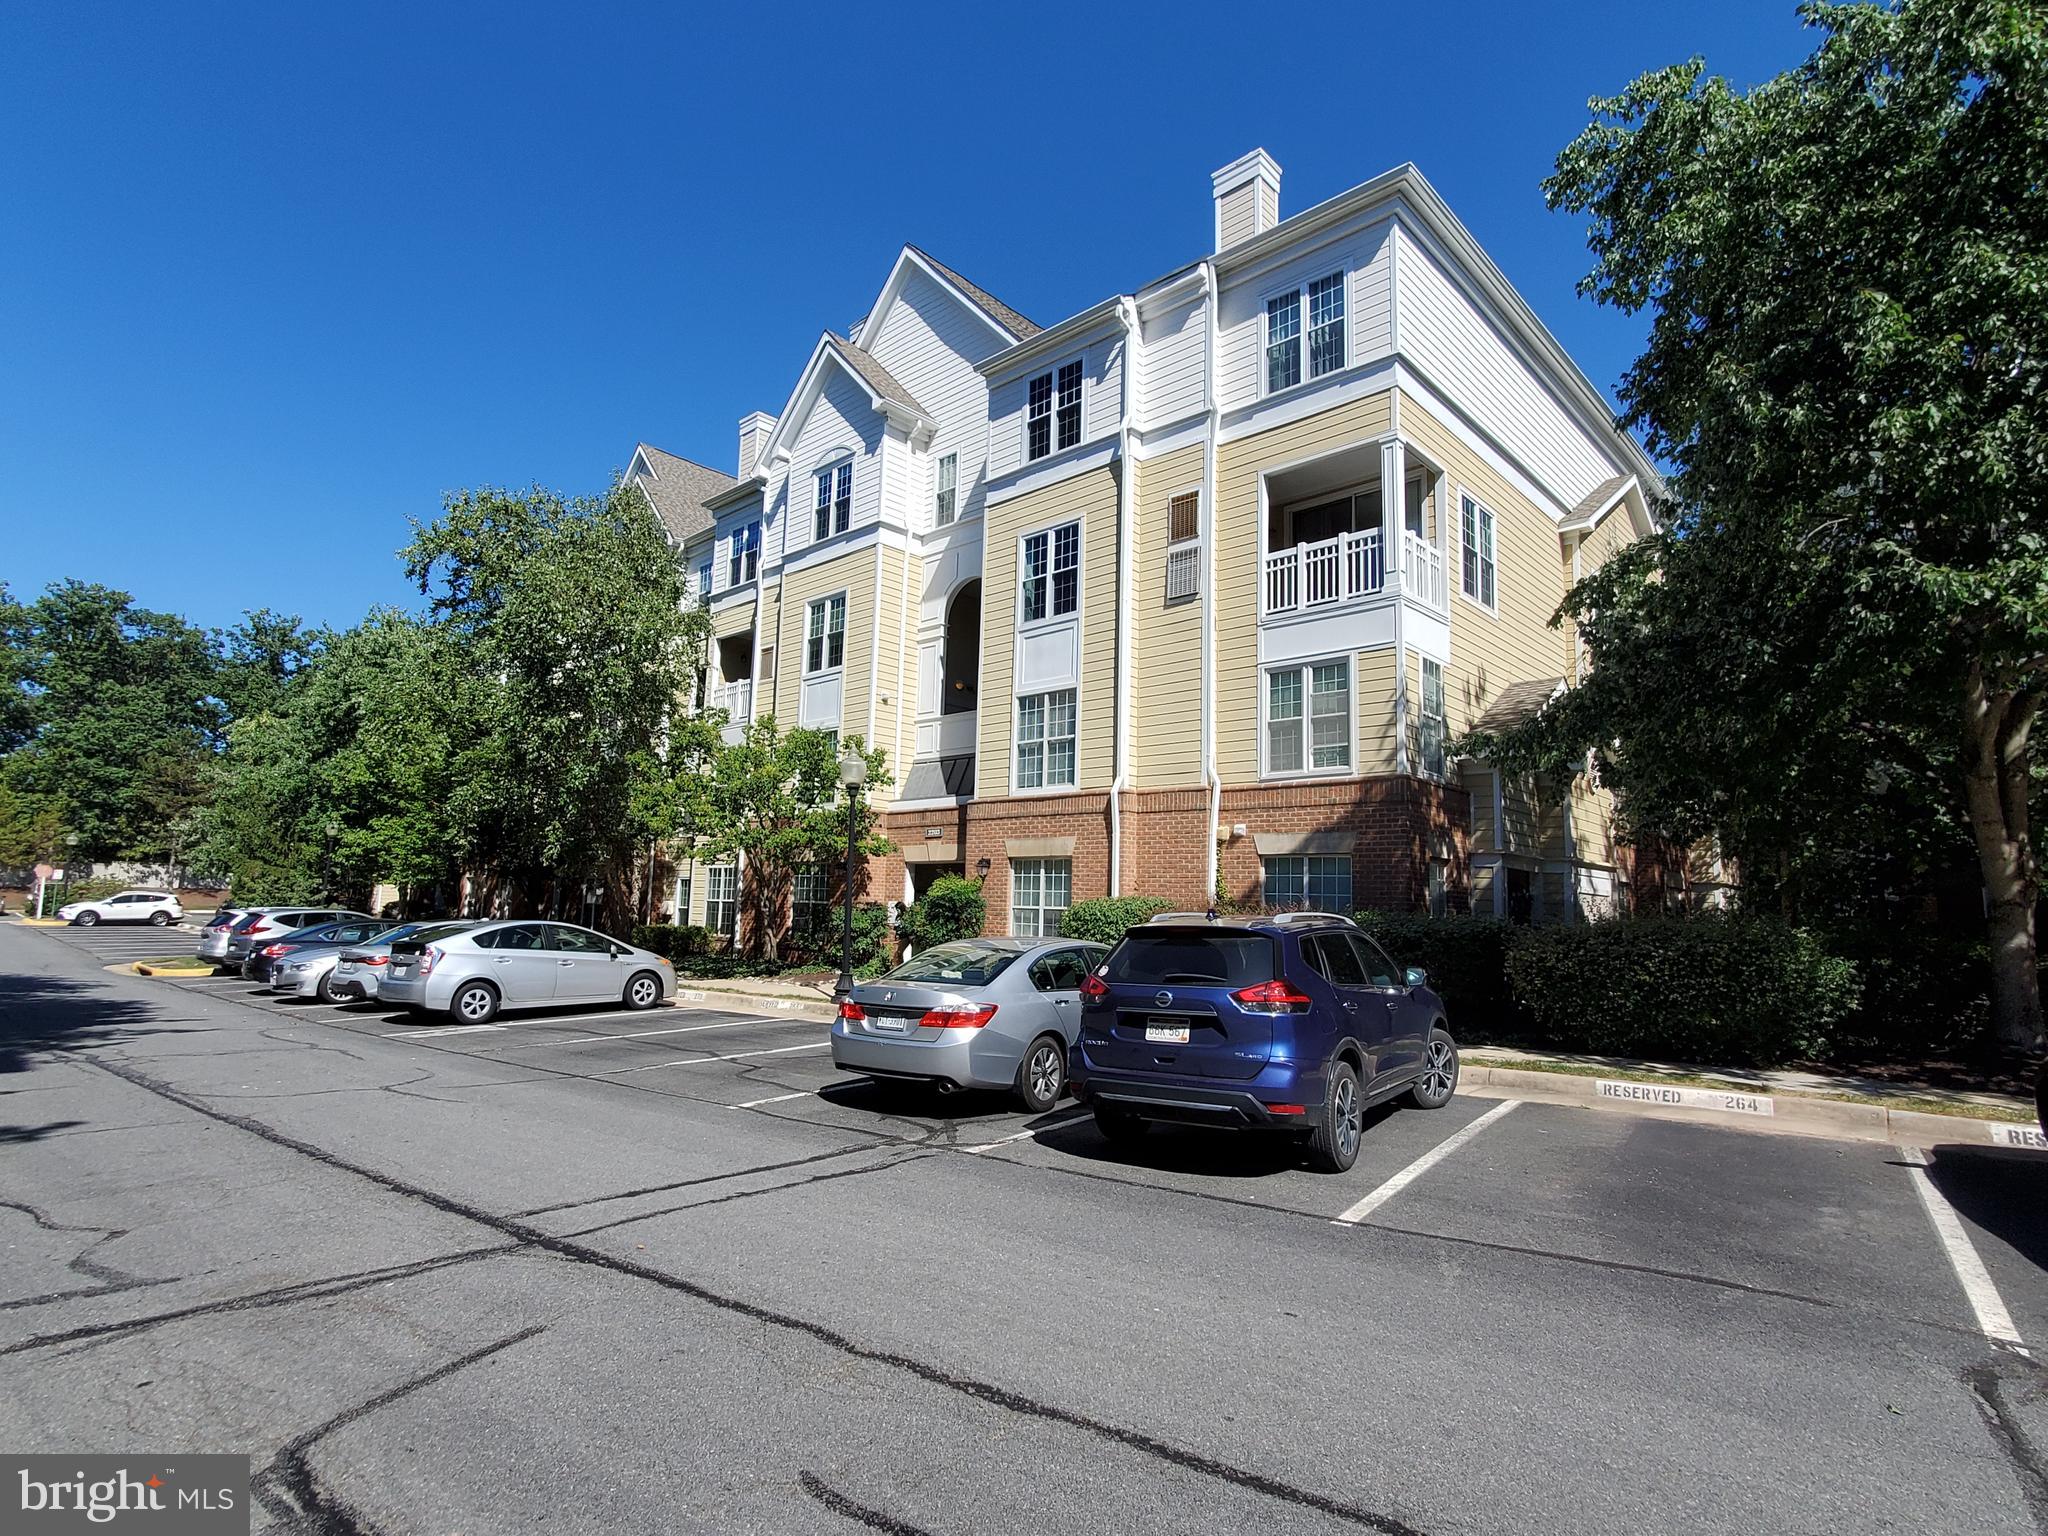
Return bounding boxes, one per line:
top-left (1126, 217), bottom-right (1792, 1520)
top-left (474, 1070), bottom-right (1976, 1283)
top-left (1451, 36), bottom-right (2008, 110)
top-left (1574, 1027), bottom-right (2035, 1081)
top-left (1, 0), bottom-right (1812, 635)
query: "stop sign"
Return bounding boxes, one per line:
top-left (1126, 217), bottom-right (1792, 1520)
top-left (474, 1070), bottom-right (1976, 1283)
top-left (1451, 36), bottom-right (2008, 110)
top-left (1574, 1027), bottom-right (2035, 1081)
top-left (32, 863), bottom-right (52, 881)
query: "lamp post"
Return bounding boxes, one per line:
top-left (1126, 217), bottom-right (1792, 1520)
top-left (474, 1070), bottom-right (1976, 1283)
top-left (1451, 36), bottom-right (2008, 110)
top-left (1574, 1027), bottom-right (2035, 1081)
top-left (323, 819), bottom-right (340, 902)
top-left (834, 744), bottom-right (868, 1003)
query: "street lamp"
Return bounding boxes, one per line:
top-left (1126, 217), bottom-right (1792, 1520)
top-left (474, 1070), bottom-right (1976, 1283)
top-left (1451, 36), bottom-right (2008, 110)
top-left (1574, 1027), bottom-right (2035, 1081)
top-left (323, 820), bottom-right (341, 901)
top-left (833, 744), bottom-right (868, 1002)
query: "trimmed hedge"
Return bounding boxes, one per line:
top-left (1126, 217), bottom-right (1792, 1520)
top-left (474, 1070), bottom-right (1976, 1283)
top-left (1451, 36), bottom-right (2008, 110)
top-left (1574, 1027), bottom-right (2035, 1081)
top-left (897, 875), bottom-right (987, 954)
top-left (1503, 913), bottom-right (1858, 1066)
top-left (786, 902), bottom-right (892, 979)
top-left (629, 924), bottom-right (711, 962)
top-left (1058, 896), bottom-right (1179, 946)
top-left (1355, 913), bottom-right (1524, 1036)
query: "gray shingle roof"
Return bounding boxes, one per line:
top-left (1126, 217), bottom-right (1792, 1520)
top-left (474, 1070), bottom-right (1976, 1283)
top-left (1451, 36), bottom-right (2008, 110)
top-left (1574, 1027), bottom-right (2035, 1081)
top-left (908, 246), bottom-right (1042, 340)
top-left (628, 444), bottom-right (734, 544)
top-left (827, 335), bottom-right (932, 419)
top-left (1561, 473), bottom-right (1634, 530)
top-left (1470, 678), bottom-right (1566, 737)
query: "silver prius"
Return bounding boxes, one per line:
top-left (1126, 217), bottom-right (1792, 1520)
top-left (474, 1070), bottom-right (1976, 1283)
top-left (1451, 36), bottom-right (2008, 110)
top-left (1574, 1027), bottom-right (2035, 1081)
top-left (378, 920), bottom-right (674, 1024)
top-left (831, 938), bottom-right (1109, 1113)
top-left (327, 921), bottom-right (476, 1002)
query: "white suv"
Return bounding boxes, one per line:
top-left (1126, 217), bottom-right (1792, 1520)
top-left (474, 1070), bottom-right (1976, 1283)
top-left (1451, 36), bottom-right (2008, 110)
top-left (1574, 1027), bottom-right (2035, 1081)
top-left (59, 890), bottom-right (184, 927)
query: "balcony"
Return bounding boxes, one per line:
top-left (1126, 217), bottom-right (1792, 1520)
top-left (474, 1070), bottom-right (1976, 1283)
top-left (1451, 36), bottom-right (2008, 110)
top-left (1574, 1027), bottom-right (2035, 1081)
top-left (710, 679), bottom-right (752, 743)
top-left (1264, 529), bottom-right (1382, 614)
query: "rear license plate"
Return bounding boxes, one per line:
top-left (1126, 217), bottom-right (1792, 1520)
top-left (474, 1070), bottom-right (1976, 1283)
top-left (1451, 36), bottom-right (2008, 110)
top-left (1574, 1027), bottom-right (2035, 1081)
top-left (1144, 1022), bottom-right (1191, 1044)
top-left (866, 1017), bottom-right (908, 1035)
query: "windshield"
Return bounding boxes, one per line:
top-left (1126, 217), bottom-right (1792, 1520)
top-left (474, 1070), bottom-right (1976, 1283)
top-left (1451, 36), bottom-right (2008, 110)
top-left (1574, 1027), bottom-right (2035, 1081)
top-left (884, 942), bottom-right (1019, 988)
top-left (1104, 930), bottom-right (1276, 988)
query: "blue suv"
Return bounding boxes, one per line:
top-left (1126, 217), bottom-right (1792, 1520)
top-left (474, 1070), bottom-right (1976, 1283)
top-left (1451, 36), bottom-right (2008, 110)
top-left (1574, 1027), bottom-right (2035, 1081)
top-left (1072, 912), bottom-right (1458, 1172)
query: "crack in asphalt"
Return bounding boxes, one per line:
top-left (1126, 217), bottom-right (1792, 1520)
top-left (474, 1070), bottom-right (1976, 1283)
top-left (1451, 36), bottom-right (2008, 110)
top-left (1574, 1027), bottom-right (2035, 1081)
top-left (798, 1471), bottom-right (943, 1535)
top-left (507, 1141), bottom-right (887, 1218)
top-left (79, 1053), bottom-right (1431, 1535)
top-left (549, 1153), bottom-right (933, 1241)
top-left (0, 1198), bottom-right (173, 1313)
top-left (251, 1325), bottom-right (548, 1536)
top-left (1964, 1357), bottom-right (2048, 1534)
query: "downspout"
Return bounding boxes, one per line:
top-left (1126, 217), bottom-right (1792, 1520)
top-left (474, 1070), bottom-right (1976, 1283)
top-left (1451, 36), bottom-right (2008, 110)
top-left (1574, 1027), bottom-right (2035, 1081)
top-left (1108, 295), bottom-right (1138, 896)
top-left (1199, 259), bottom-right (1221, 907)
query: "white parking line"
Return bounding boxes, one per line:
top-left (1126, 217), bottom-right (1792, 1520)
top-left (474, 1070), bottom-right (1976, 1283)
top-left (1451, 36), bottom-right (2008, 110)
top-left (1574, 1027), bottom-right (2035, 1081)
top-left (1903, 1147), bottom-right (2029, 1353)
top-left (385, 1009), bottom-right (649, 1040)
top-left (731, 1091), bottom-right (817, 1109)
top-left (601, 1041), bottom-right (832, 1076)
top-left (540, 1017), bottom-right (816, 1048)
top-left (961, 1109), bottom-right (1091, 1152)
top-left (1331, 1098), bottom-right (1520, 1226)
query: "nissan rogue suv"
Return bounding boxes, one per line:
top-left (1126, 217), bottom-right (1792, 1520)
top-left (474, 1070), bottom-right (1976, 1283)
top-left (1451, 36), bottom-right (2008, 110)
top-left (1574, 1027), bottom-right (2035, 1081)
top-left (1072, 912), bottom-right (1459, 1173)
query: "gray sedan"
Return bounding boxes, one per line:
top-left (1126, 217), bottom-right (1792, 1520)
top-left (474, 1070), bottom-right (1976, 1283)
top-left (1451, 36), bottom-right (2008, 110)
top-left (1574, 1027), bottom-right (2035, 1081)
top-left (831, 938), bottom-right (1109, 1112)
top-left (378, 920), bottom-right (675, 1023)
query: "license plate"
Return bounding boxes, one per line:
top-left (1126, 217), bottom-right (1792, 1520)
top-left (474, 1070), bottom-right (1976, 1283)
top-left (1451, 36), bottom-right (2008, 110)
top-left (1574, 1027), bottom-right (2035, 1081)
top-left (1145, 1023), bottom-right (1191, 1044)
top-left (866, 1017), bottom-right (907, 1035)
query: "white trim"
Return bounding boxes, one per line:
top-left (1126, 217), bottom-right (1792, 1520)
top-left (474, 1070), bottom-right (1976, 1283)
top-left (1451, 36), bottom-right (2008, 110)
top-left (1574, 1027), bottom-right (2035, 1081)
top-left (1219, 355), bottom-right (1400, 444)
top-left (802, 590), bottom-right (850, 678)
top-left (868, 246), bottom-right (1032, 350)
top-left (1259, 654), bottom-right (1356, 781)
top-left (1455, 488), bottom-right (1500, 615)
top-left (984, 438), bottom-right (1119, 506)
top-left (1391, 360), bottom-right (1571, 523)
top-left (1010, 685), bottom-right (1080, 796)
top-left (1131, 412), bottom-right (1209, 457)
top-left (1257, 266), bottom-right (1350, 401)
top-left (1021, 353), bottom-right (1089, 468)
top-left (1200, 259), bottom-right (1221, 907)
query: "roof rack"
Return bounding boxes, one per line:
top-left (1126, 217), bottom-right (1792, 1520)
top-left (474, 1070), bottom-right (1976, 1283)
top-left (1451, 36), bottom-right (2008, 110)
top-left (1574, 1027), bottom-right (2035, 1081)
top-left (1266, 911), bottom-right (1358, 927)
top-left (1144, 911), bottom-right (1219, 924)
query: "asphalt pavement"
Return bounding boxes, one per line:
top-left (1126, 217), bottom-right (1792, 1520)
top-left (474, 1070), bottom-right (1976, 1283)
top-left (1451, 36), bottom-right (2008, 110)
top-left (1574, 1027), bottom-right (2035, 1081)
top-left (3, 917), bottom-right (2044, 1535)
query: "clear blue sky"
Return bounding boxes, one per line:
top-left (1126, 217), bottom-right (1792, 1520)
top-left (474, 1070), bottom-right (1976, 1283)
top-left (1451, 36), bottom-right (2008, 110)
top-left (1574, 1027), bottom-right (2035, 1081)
top-left (1, 0), bottom-right (1812, 635)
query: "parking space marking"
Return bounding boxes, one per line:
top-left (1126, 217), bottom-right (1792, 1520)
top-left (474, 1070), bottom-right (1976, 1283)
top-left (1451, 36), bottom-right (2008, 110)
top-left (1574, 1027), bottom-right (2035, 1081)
top-left (731, 1091), bottom-right (818, 1109)
top-left (1331, 1098), bottom-right (1520, 1226)
top-left (534, 1018), bottom-right (817, 1049)
top-left (386, 1009), bottom-right (654, 1040)
top-left (960, 1110), bottom-right (1091, 1152)
top-left (1903, 1146), bottom-right (2029, 1353)
top-left (601, 1041), bottom-right (832, 1076)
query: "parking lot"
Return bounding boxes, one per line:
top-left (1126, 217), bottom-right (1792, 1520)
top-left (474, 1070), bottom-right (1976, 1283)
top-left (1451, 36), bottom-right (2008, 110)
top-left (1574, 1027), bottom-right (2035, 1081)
top-left (5, 915), bottom-right (2045, 1535)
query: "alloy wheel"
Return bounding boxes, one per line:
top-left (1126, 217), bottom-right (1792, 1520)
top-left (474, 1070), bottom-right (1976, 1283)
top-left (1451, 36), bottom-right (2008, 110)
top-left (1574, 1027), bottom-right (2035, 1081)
top-left (630, 976), bottom-right (658, 1007)
top-left (1333, 1074), bottom-right (1362, 1160)
top-left (457, 987), bottom-right (493, 1022)
top-left (1028, 1042), bottom-right (1062, 1104)
top-left (1421, 1039), bottom-right (1456, 1101)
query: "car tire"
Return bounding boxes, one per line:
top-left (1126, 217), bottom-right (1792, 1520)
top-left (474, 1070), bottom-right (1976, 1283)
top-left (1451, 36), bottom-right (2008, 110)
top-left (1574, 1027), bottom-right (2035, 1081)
top-left (451, 981), bottom-right (499, 1025)
top-left (1307, 1058), bottom-right (1365, 1174)
top-left (1091, 1102), bottom-right (1145, 1146)
top-left (316, 973), bottom-right (338, 1004)
top-left (623, 971), bottom-right (663, 1011)
top-left (1015, 1034), bottom-right (1067, 1114)
top-left (74, 911), bottom-right (99, 927)
top-left (149, 911), bottom-right (170, 926)
top-left (1406, 1028), bottom-right (1459, 1110)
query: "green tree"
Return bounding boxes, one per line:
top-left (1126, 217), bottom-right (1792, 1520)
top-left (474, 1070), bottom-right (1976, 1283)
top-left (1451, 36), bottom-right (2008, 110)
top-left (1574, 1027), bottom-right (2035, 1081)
top-left (1479, 0), bottom-right (2047, 1047)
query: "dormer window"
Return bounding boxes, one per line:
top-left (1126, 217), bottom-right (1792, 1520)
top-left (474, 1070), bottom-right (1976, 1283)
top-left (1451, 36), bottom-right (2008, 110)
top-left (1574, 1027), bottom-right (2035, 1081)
top-left (814, 460), bottom-right (852, 542)
top-left (727, 521), bottom-right (760, 585)
top-left (1265, 271), bottom-right (1346, 394)
top-left (1026, 360), bottom-right (1083, 461)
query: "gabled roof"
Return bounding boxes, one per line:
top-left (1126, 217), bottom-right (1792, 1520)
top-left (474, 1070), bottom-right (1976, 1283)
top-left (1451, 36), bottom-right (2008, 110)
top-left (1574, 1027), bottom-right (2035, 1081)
top-left (627, 444), bottom-right (734, 544)
top-left (1470, 677), bottom-right (1567, 737)
top-left (906, 245), bottom-right (1042, 340)
top-left (1558, 474), bottom-right (1636, 532)
top-left (826, 335), bottom-right (931, 418)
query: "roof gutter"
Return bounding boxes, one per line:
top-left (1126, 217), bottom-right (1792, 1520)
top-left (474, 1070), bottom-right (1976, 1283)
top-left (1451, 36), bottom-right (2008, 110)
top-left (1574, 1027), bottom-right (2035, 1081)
top-left (1199, 259), bottom-right (1221, 910)
top-left (973, 297), bottom-right (1124, 379)
top-left (1108, 295), bottom-right (1138, 897)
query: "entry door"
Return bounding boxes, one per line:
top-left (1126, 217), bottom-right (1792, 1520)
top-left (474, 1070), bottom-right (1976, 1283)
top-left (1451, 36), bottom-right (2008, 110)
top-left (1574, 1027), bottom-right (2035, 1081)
top-left (544, 924), bottom-right (621, 1002)
top-left (1309, 933), bottom-right (1394, 1072)
top-left (481, 925), bottom-right (557, 1004)
top-left (911, 863), bottom-right (965, 902)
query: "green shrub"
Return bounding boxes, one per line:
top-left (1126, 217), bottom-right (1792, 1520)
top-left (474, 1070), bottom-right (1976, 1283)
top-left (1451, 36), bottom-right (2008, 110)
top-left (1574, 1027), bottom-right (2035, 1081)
top-left (1058, 896), bottom-right (1179, 946)
top-left (1502, 912), bottom-right (1859, 1066)
top-left (1355, 912), bottom-right (1524, 1038)
top-left (784, 902), bottom-right (892, 977)
top-left (57, 877), bottom-right (128, 905)
top-left (629, 924), bottom-right (710, 962)
top-left (897, 875), bottom-right (987, 953)
top-left (1817, 919), bottom-right (1991, 1060)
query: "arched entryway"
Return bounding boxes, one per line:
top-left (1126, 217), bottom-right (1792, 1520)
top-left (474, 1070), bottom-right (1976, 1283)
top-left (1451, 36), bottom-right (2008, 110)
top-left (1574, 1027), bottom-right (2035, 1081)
top-left (942, 580), bottom-right (980, 714)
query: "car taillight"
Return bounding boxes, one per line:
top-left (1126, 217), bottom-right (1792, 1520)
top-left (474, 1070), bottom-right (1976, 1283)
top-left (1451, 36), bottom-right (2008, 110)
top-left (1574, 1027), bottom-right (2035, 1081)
top-left (1079, 974), bottom-right (1109, 1001)
top-left (837, 1000), bottom-right (865, 1021)
top-left (365, 955), bottom-right (389, 966)
top-left (419, 946), bottom-right (443, 976)
top-left (262, 943), bottom-right (290, 957)
top-left (1231, 979), bottom-right (1313, 1014)
top-left (920, 1004), bottom-right (997, 1029)
top-left (1265, 1103), bottom-right (1308, 1116)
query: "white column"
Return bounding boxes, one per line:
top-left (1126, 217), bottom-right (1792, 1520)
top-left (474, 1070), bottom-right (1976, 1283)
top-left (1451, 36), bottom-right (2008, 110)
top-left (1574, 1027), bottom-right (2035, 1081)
top-left (1380, 438), bottom-right (1406, 595)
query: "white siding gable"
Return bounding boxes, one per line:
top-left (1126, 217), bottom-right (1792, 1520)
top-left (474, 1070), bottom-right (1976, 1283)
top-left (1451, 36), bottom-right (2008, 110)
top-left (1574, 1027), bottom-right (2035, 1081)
top-left (1216, 216), bottom-right (1394, 408)
top-left (780, 363), bottom-right (884, 556)
top-left (986, 330), bottom-right (1125, 482)
top-left (1136, 288), bottom-right (1206, 431)
top-left (866, 266), bottom-right (999, 531)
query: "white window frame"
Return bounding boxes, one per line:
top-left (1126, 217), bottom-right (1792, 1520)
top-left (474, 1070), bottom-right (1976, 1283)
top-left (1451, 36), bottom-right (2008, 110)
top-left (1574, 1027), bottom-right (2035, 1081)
top-left (1260, 854), bottom-right (1354, 913)
top-left (1013, 686), bottom-right (1077, 792)
top-left (1261, 656), bottom-right (1353, 779)
top-left (804, 592), bottom-right (847, 676)
top-left (1018, 520), bottom-right (1081, 627)
top-left (1009, 857), bottom-right (1072, 938)
top-left (727, 520), bottom-right (760, 586)
top-left (933, 452), bottom-right (958, 527)
top-left (792, 864), bottom-right (829, 931)
top-left (1165, 487), bottom-right (1201, 602)
top-left (1024, 358), bottom-right (1085, 463)
top-left (694, 558), bottom-right (713, 604)
top-left (1459, 491), bottom-right (1498, 612)
top-left (705, 863), bottom-right (738, 941)
top-left (814, 458), bottom-right (853, 543)
top-left (1419, 657), bottom-right (1447, 779)
top-left (1262, 270), bottom-right (1346, 398)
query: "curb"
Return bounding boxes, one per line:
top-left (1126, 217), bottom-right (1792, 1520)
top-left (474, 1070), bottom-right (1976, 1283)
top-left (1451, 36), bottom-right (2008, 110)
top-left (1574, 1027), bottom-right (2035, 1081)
top-left (1461, 1063), bottom-right (2046, 1151)
top-left (131, 961), bottom-right (215, 978)
top-left (673, 986), bottom-right (836, 1024)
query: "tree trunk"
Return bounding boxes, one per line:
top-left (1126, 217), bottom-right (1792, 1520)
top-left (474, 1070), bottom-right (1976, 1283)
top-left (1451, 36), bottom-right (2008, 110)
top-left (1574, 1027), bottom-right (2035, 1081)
top-left (1960, 663), bottom-right (2042, 1052)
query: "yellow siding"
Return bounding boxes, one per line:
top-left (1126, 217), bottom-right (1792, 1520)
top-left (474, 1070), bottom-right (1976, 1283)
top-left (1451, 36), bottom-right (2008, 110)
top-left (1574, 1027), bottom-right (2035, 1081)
top-left (1500, 774), bottom-right (1539, 854)
top-left (1464, 766), bottom-right (1497, 851)
top-left (976, 466), bottom-right (1121, 798)
top-left (1215, 390), bottom-right (1395, 785)
top-left (712, 599), bottom-right (757, 641)
top-left (874, 546), bottom-right (922, 787)
top-left (758, 578), bottom-right (784, 719)
top-left (1131, 443), bottom-right (1206, 788)
top-left (772, 547), bottom-right (878, 740)
top-left (1577, 508), bottom-right (1636, 575)
top-left (1355, 646), bottom-right (1399, 774)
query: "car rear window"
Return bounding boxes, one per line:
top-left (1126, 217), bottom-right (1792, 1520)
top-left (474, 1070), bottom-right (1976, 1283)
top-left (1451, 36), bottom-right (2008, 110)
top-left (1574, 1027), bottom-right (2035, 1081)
top-left (1104, 931), bottom-right (1276, 988)
top-left (885, 942), bottom-right (1019, 987)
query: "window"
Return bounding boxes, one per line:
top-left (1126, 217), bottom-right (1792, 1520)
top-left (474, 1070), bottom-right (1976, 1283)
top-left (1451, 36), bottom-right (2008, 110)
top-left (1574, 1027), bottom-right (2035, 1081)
top-left (1266, 660), bottom-right (1351, 774)
top-left (1427, 859), bottom-right (1448, 918)
top-left (1010, 857), bottom-right (1072, 938)
top-left (814, 460), bottom-right (853, 541)
top-left (727, 521), bottom-right (760, 585)
top-left (1025, 360), bottom-right (1084, 461)
top-left (1461, 494), bottom-right (1497, 608)
top-left (705, 863), bottom-right (738, 940)
top-left (1015, 688), bottom-right (1077, 789)
top-left (695, 559), bottom-right (713, 604)
top-left (1260, 855), bottom-right (1354, 913)
top-left (933, 452), bottom-right (957, 526)
top-left (1420, 658), bottom-right (1447, 778)
top-left (1021, 522), bottom-right (1079, 622)
top-left (1266, 272), bottom-right (1346, 394)
top-left (805, 594), bottom-right (846, 673)
top-left (793, 865), bottom-right (829, 930)
top-left (674, 865), bottom-right (692, 923)
top-left (1166, 491), bottom-right (1201, 602)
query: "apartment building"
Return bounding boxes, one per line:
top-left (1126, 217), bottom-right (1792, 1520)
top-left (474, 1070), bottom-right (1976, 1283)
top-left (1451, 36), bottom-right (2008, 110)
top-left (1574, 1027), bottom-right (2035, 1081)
top-left (633, 150), bottom-right (1663, 944)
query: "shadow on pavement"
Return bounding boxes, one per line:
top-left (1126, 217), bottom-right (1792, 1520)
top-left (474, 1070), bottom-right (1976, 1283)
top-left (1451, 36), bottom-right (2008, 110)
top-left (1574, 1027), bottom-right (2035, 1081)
top-left (1031, 1101), bottom-right (1402, 1179)
top-left (0, 970), bottom-right (181, 1076)
top-left (1921, 1145), bottom-right (2048, 1276)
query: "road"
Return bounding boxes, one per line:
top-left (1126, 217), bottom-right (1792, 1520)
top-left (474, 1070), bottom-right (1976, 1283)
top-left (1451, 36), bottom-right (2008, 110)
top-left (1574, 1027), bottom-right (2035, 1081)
top-left (2, 917), bottom-right (2044, 1535)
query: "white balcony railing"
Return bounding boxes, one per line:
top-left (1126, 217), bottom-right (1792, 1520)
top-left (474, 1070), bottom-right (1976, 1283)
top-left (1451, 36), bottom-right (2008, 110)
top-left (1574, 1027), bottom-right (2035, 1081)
top-left (1404, 531), bottom-right (1447, 610)
top-left (710, 680), bottom-right (752, 742)
top-left (1263, 529), bottom-right (1383, 615)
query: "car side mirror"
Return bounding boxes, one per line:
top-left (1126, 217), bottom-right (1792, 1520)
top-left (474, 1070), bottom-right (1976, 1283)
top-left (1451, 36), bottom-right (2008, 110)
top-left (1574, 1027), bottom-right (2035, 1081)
top-left (1404, 966), bottom-right (1428, 989)
top-left (612, 944), bottom-right (629, 959)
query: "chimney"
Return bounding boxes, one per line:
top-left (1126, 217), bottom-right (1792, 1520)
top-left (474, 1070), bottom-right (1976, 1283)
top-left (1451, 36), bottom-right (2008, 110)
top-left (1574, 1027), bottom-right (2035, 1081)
top-left (1212, 149), bottom-right (1282, 252)
top-left (737, 412), bottom-right (775, 477)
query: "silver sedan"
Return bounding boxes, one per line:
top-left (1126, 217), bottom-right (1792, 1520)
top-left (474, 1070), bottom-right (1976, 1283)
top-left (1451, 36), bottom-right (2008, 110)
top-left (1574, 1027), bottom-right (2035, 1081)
top-left (378, 920), bottom-right (675, 1023)
top-left (831, 937), bottom-right (1109, 1112)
